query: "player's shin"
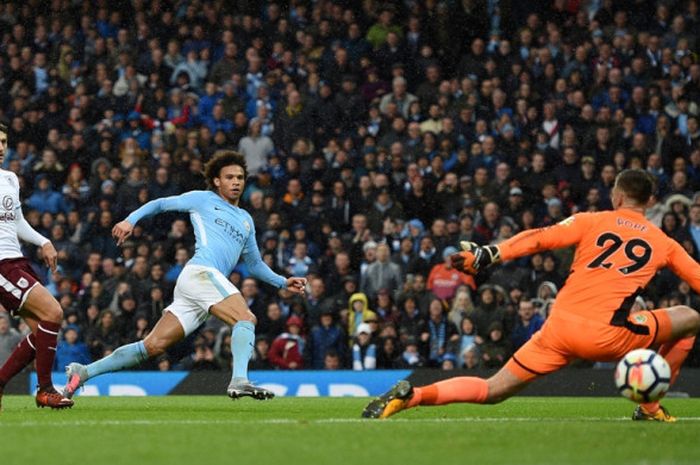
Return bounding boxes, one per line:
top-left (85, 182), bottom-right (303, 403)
top-left (34, 321), bottom-right (60, 388)
top-left (231, 320), bottom-right (255, 382)
top-left (0, 334), bottom-right (36, 387)
top-left (86, 341), bottom-right (148, 379)
top-left (640, 336), bottom-right (695, 413)
top-left (408, 376), bottom-right (489, 408)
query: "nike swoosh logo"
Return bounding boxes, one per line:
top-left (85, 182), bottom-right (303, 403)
top-left (214, 206), bottom-right (224, 210)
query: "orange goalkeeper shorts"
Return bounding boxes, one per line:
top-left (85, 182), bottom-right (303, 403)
top-left (505, 309), bottom-right (673, 382)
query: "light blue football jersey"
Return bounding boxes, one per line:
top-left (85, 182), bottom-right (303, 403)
top-left (126, 190), bottom-right (286, 288)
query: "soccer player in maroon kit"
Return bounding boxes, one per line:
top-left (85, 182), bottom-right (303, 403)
top-left (0, 124), bottom-right (73, 409)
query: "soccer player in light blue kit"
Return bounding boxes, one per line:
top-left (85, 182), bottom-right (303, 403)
top-left (64, 151), bottom-right (307, 400)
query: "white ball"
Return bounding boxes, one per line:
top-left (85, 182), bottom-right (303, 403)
top-left (614, 349), bottom-right (671, 403)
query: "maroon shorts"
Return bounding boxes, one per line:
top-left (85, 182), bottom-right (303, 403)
top-left (0, 257), bottom-right (41, 316)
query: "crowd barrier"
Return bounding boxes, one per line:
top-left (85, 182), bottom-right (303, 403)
top-left (5, 368), bottom-right (698, 397)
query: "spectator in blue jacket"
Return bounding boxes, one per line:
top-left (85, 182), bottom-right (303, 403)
top-left (203, 103), bottom-right (233, 135)
top-left (25, 174), bottom-right (73, 215)
top-left (510, 299), bottom-right (545, 351)
top-left (54, 325), bottom-right (92, 370)
top-left (307, 309), bottom-right (346, 369)
top-left (119, 111), bottom-right (151, 150)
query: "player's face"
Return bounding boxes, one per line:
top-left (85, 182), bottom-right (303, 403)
top-left (214, 164), bottom-right (246, 205)
top-left (0, 130), bottom-right (7, 163)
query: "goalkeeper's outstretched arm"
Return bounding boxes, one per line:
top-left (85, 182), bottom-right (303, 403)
top-left (452, 214), bottom-right (591, 274)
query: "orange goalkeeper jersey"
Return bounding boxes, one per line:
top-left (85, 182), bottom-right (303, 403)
top-left (498, 208), bottom-right (700, 325)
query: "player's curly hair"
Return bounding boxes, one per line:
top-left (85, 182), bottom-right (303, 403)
top-left (615, 169), bottom-right (656, 206)
top-left (204, 150), bottom-right (248, 191)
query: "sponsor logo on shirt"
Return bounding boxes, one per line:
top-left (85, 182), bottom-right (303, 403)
top-left (0, 211), bottom-right (15, 221)
top-left (214, 217), bottom-right (246, 245)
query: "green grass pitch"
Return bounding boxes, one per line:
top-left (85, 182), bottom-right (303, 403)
top-left (1, 396), bottom-right (700, 465)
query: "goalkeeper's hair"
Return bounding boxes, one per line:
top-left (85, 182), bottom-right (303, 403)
top-left (204, 150), bottom-right (248, 190)
top-left (614, 169), bottom-right (656, 206)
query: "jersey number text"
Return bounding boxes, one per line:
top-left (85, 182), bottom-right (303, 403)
top-left (587, 232), bottom-right (651, 274)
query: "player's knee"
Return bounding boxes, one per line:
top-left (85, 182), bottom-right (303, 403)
top-left (237, 313), bottom-right (257, 325)
top-left (143, 338), bottom-right (167, 357)
top-left (46, 303), bottom-right (63, 323)
top-left (687, 308), bottom-right (700, 333)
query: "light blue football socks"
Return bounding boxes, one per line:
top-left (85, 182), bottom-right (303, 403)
top-left (86, 341), bottom-right (148, 379)
top-left (231, 321), bottom-right (256, 382)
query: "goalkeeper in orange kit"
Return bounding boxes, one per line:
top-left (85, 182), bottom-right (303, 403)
top-left (363, 169), bottom-right (700, 422)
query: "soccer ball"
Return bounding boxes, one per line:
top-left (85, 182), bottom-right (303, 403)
top-left (614, 349), bottom-right (671, 403)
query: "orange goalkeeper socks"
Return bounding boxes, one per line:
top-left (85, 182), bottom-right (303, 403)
top-left (641, 336), bottom-right (695, 414)
top-left (660, 336), bottom-right (696, 384)
top-left (408, 377), bottom-right (489, 408)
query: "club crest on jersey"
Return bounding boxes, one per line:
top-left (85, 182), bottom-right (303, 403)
top-left (2, 195), bottom-right (13, 211)
top-left (243, 220), bottom-right (251, 232)
top-left (17, 277), bottom-right (28, 288)
top-left (632, 314), bottom-right (648, 324)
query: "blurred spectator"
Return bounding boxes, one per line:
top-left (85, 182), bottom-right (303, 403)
top-left (54, 325), bottom-right (91, 370)
top-left (471, 285), bottom-right (507, 340)
top-left (480, 322), bottom-right (511, 369)
top-left (258, 301), bottom-right (286, 340)
top-left (510, 299), bottom-right (545, 351)
top-left (0, 314), bottom-right (21, 366)
top-left (347, 292), bottom-right (377, 337)
top-left (238, 120), bottom-right (274, 176)
top-left (323, 350), bottom-right (342, 370)
top-left (418, 298), bottom-right (459, 367)
top-left (352, 323), bottom-right (377, 370)
top-left (25, 174), bottom-right (72, 214)
top-left (177, 341), bottom-right (220, 371)
top-left (304, 277), bottom-right (334, 326)
top-left (427, 246), bottom-right (476, 300)
top-left (86, 309), bottom-right (121, 360)
top-left (269, 315), bottom-right (305, 370)
top-left (398, 336), bottom-right (424, 368)
top-left (376, 336), bottom-right (401, 369)
top-left (250, 336), bottom-right (273, 370)
top-left (307, 309), bottom-right (346, 369)
top-left (361, 243), bottom-right (402, 301)
top-left (447, 288), bottom-right (475, 329)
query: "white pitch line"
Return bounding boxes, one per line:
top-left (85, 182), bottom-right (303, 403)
top-left (3, 417), bottom-right (700, 427)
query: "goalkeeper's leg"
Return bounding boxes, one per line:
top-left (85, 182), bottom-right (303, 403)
top-left (363, 366), bottom-right (533, 419)
top-left (409, 366), bottom-right (529, 406)
top-left (637, 306), bottom-right (700, 420)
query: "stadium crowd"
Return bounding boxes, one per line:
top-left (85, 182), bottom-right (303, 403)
top-left (0, 0), bottom-right (700, 373)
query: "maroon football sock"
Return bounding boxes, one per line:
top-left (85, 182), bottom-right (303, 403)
top-left (0, 334), bottom-right (37, 387)
top-left (34, 321), bottom-right (60, 389)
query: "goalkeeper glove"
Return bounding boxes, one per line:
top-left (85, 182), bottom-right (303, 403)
top-left (450, 241), bottom-right (501, 274)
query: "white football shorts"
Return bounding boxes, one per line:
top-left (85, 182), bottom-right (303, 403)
top-left (166, 264), bottom-right (240, 335)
